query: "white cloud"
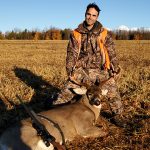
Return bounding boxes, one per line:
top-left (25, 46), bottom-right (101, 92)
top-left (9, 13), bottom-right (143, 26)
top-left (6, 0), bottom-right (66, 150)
top-left (117, 25), bottom-right (129, 31)
top-left (114, 25), bottom-right (150, 31)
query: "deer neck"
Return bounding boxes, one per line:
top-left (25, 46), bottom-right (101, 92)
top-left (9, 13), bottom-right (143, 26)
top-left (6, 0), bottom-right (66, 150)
top-left (80, 95), bottom-right (101, 124)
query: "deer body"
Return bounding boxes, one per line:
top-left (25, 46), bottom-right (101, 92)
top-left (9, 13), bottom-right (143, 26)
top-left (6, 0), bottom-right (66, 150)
top-left (0, 86), bottom-right (107, 150)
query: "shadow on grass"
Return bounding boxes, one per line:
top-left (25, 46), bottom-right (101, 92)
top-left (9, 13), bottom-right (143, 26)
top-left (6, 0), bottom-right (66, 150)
top-left (14, 67), bottom-right (60, 110)
top-left (0, 67), bottom-right (60, 133)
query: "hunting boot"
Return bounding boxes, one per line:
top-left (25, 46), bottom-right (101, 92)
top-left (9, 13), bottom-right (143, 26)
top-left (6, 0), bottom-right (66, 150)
top-left (44, 92), bottom-right (58, 109)
top-left (109, 113), bottom-right (130, 128)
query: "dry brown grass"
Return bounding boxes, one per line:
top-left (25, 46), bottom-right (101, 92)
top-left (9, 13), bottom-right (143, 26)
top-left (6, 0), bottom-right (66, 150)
top-left (0, 40), bottom-right (150, 149)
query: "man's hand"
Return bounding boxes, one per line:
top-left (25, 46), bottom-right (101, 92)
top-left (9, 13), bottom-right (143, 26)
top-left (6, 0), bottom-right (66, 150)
top-left (109, 65), bottom-right (121, 81)
top-left (69, 75), bottom-right (75, 81)
top-left (113, 72), bottom-right (120, 81)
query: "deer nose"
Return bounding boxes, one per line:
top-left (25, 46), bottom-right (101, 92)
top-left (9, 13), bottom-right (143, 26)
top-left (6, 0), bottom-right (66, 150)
top-left (90, 98), bottom-right (100, 106)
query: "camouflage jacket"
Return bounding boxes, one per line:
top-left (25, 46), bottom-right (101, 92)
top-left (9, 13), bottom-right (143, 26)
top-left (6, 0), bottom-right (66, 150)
top-left (66, 21), bottom-right (120, 76)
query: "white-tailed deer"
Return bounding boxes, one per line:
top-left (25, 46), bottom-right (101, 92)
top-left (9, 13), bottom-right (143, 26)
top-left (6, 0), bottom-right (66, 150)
top-left (0, 82), bottom-right (108, 150)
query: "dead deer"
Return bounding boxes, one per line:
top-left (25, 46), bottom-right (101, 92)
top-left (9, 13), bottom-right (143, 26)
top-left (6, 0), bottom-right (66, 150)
top-left (0, 81), bottom-right (109, 150)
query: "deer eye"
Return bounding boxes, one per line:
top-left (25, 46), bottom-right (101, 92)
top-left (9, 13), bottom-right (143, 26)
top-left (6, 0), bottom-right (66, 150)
top-left (87, 93), bottom-right (93, 99)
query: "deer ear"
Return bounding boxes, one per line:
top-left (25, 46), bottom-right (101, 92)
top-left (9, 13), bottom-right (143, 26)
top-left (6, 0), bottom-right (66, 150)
top-left (73, 87), bottom-right (87, 95)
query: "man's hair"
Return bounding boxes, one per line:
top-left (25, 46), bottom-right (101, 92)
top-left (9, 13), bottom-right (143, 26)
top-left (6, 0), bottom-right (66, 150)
top-left (86, 3), bottom-right (101, 15)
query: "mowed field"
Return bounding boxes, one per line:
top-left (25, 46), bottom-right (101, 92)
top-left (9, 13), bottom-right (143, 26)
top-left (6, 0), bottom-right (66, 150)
top-left (0, 40), bottom-right (150, 149)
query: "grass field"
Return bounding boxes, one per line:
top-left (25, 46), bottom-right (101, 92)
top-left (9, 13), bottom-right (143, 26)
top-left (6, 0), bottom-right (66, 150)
top-left (0, 40), bottom-right (150, 149)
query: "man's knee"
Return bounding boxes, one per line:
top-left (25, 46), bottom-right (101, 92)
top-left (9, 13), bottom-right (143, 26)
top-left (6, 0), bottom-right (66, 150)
top-left (53, 88), bottom-right (75, 104)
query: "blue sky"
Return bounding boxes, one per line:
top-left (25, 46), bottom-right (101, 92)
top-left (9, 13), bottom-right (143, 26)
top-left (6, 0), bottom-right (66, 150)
top-left (0, 0), bottom-right (150, 33)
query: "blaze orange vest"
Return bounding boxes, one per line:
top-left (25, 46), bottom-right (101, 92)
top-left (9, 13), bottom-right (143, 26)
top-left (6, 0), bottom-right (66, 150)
top-left (73, 28), bottom-right (110, 70)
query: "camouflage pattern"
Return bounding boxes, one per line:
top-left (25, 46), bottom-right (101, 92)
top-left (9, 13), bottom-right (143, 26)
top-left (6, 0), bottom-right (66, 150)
top-left (54, 21), bottom-right (123, 115)
top-left (54, 68), bottom-right (109, 104)
top-left (101, 78), bottom-right (123, 115)
top-left (66, 21), bottom-right (120, 76)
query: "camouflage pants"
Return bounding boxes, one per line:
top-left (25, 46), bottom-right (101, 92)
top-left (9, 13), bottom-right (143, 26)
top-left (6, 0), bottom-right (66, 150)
top-left (100, 78), bottom-right (123, 115)
top-left (54, 68), bottom-right (123, 115)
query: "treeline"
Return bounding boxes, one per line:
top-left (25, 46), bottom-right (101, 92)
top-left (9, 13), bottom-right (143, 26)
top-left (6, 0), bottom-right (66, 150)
top-left (114, 28), bottom-right (150, 40)
top-left (0, 28), bottom-right (72, 40)
top-left (0, 28), bottom-right (150, 40)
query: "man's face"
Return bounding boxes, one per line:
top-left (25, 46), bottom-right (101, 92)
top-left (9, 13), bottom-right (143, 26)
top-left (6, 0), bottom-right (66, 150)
top-left (85, 8), bottom-right (99, 27)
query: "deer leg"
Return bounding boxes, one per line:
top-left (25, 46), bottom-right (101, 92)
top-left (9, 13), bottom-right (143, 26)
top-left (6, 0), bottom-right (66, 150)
top-left (80, 126), bottom-right (108, 138)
